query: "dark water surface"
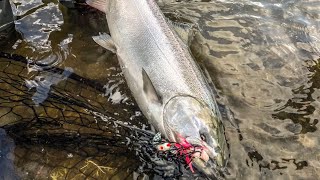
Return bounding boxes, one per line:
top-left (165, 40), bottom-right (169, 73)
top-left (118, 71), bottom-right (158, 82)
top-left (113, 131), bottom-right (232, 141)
top-left (0, 0), bottom-right (320, 179)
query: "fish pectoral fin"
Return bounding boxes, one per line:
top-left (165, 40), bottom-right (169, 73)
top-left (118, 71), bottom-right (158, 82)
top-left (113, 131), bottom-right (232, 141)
top-left (166, 18), bottom-right (196, 46)
top-left (142, 69), bottom-right (162, 104)
top-left (86, 0), bottom-right (108, 13)
top-left (92, 33), bottom-right (116, 53)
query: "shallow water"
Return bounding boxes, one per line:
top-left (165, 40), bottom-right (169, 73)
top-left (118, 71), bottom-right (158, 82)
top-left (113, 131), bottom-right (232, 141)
top-left (0, 0), bottom-right (320, 179)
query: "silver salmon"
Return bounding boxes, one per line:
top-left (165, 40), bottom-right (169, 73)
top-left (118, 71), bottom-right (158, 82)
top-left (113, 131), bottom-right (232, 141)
top-left (87, 0), bottom-right (227, 177)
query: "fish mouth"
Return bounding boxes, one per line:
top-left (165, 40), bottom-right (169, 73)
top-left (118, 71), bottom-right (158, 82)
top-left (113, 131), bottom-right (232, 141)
top-left (192, 157), bottom-right (221, 179)
top-left (185, 137), bottom-right (222, 179)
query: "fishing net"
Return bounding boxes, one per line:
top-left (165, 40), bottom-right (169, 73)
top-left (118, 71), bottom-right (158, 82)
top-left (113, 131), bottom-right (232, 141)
top-left (0, 52), bottom-right (148, 178)
top-left (0, 52), bottom-right (211, 179)
top-left (0, 51), bottom-right (140, 141)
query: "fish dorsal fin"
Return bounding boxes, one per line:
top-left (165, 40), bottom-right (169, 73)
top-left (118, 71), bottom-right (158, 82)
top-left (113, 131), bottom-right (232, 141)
top-left (142, 69), bottom-right (162, 104)
top-left (166, 18), bottom-right (195, 45)
top-left (92, 33), bottom-right (116, 53)
top-left (86, 0), bottom-right (108, 13)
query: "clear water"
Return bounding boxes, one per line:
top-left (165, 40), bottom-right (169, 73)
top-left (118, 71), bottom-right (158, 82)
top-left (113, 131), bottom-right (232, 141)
top-left (0, 0), bottom-right (320, 179)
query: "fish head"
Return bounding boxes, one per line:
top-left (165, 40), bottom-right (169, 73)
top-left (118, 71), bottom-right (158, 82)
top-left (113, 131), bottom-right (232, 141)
top-left (163, 95), bottom-right (227, 177)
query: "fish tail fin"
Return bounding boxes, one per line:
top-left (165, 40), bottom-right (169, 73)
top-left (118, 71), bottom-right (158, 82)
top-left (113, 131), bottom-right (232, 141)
top-left (86, 0), bottom-right (108, 13)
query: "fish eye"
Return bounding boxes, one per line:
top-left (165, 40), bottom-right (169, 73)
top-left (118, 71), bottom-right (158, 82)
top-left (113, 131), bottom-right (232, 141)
top-left (200, 133), bottom-right (206, 142)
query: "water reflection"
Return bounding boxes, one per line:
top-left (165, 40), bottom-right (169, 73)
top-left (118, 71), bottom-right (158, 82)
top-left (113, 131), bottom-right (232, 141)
top-left (162, 0), bottom-right (320, 179)
top-left (12, 0), bottom-right (44, 17)
top-left (15, 2), bottom-right (63, 52)
top-left (273, 61), bottom-right (320, 133)
top-left (25, 67), bottom-right (73, 105)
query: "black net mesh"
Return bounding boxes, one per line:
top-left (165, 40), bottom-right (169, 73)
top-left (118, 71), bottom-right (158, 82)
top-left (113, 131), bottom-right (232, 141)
top-left (0, 52), bottom-right (151, 179)
top-left (0, 52), bottom-right (209, 179)
top-left (0, 51), bottom-right (143, 141)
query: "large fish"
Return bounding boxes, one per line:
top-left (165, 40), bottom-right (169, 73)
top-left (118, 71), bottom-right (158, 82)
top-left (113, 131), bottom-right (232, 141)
top-left (87, 0), bottom-right (228, 177)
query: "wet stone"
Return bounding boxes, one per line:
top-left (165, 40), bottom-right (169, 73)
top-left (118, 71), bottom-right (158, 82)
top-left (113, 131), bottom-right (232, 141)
top-left (285, 123), bottom-right (303, 134)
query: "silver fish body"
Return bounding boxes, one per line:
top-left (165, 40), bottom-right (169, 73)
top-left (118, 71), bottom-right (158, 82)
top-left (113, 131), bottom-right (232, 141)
top-left (87, 0), bottom-right (227, 176)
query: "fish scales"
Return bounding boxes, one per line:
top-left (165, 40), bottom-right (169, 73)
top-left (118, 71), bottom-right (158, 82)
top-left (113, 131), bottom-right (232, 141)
top-left (107, 0), bottom-right (218, 121)
top-left (88, 0), bottom-right (227, 177)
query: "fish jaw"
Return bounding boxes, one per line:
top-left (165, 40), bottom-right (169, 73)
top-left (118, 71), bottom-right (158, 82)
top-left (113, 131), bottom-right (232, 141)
top-left (185, 138), bottom-right (222, 178)
top-left (192, 157), bottom-right (221, 179)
